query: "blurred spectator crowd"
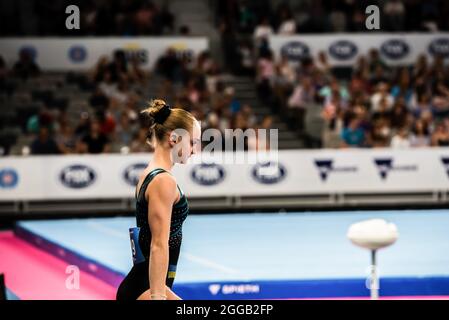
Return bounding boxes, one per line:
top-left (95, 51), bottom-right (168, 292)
top-left (1, 0), bottom-right (449, 155)
top-left (216, 0), bottom-right (448, 36)
top-left (253, 42), bottom-right (449, 149)
top-left (0, 0), bottom-right (179, 36)
top-left (2, 42), bottom-right (449, 156)
top-left (0, 47), bottom-right (272, 155)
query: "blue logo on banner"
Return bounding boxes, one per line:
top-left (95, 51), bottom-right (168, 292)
top-left (314, 160), bottom-right (357, 181)
top-left (19, 46), bottom-right (37, 61)
top-left (440, 157), bottom-right (449, 178)
top-left (207, 283), bottom-right (261, 297)
top-left (68, 45), bottom-right (87, 63)
top-left (123, 163), bottom-right (147, 186)
top-left (329, 40), bottom-right (358, 60)
top-left (428, 38), bottom-right (449, 58)
top-left (252, 161), bottom-right (286, 184)
top-left (191, 163), bottom-right (225, 186)
top-left (381, 39), bottom-right (410, 60)
top-left (281, 41), bottom-right (310, 60)
top-left (60, 165), bottom-right (96, 189)
top-left (374, 158), bottom-right (417, 180)
top-left (0, 168), bottom-right (19, 188)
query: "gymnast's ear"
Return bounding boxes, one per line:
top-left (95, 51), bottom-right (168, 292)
top-left (169, 132), bottom-right (179, 146)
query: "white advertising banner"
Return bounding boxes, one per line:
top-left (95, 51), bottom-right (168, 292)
top-left (0, 37), bottom-right (208, 71)
top-left (1, 148), bottom-right (448, 201)
top-left (268, 33), bottom-right (449, 66)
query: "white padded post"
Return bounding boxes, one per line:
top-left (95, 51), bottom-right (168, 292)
top-left (347, 219), bottom-right (399, 300)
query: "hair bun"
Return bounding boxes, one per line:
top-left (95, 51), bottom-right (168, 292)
top-left (142, 99), bottom-right (171, 125)
top-left (153, 104), bottom-right (172, 124)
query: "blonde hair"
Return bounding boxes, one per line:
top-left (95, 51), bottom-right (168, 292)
top-left (141, 99), bottom-right (196, 146)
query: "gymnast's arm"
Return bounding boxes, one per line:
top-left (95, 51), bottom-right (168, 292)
top-left (146, 173), bottom-right (177, 300)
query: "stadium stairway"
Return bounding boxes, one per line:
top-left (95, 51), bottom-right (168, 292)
top-left (221, 75), bottom-right (305, 149)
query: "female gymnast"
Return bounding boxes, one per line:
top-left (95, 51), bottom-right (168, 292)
top-left (116, 99), bottom-right (201, 300)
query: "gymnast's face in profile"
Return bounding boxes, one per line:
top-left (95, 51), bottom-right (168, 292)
top-left (170, 120), bottom-right (201, 164)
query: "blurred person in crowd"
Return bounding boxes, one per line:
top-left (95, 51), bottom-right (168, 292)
top-left (341, 113), bottom-right (366, 148)
top-left (237, 3), bottom-right (256, 33)
top-left (240, 104), bottom-right (257, 128)
top-left (56, 124), bottom-right (76, 154)
top-left (248, 115), bottom-right (273, 151)
top-left (368, 118), bottom-right (392, 148)
top-left (111, 77), bottom-right (132, 106)
top-left (428, 54), bottom-right (443, 79)
top-left (130, 127), bottom-right (154, 153)
top-left (156, 48), bottom-right (182, 83)
top-left (315, 51), bottom-right (331, 76)
top-left (83, 0), bottom-right (98, 35)
top-left (410, 119), bottom-right (430, 148)
top-left (123, 93), bottom-right (140, 122)
top-left (288, 76), bottom-right (315, 109)
top-left (253, 17), bottom-right (274, 45)
top-left (419, 109), bottom-right (435, 133)
top-left (99, 71), bottom-right (118, 98)
top-left (205, 62), bottom-right (222, 94)
top-left (390, 97), bottom-right (410, 129)
top-left (13, 49), bottom-right (40, 80)
top-left (353, 104), bottom-right (371, 132)
top-left (384, 0), bottom-right (406, 31)
top-left (91, 55), bottom-right (110, 83)
top-left (354, 56), bottom-right (370, 81)
top-left (116, 112), bottom-right (135, 147)
top-left (256, 50), bottom-right (275, 101)
top-left (236, 40), bottom-right (255, 76)
top-left (277, 54), bottom-right (296, 86)
top-left (135, 1), bottom-right (156, 34)
top-left (372, 96), bottom-right (393, 123)
top-left (413, 54), bottom-right (429, 79)
top-left (390, 126), bottom-right (411, 149)
top-left (370, 64), bottom-right (390, 87)
top-left (229, 111), bottom-right (250, 151)
top-left (432, 81), bottom-right (449, 117)
top-left (391, 68), bottom-right (414, 105)
top-left (203, 112), bottom-right (225, 151)
top-left (184, 78), bottom-right (201, 105)
top-left (30, 127), bottom-right (61, 155)
top-left (328, 3), bottom-right (347, 32)
top-left (367, 49), bottom-right (387, 74)
top-left (431, 121), bottom-right (449, 147)
top-left (319, 77), bottom-right (350, 107)
top-left (197, 51), bottom-right (214, 74)
top-left (78, 119), bottom-right (111, 154)
top-left (75, 112), bottom-right (91, 139)
top-left (96, 110), bottom-right (117, 137)
top-left (108, 50), bottom-right (128, 82)
top-left (257, 50), bottom-right (275, 83)
top-left (321, 91), bottom-right (344, 148)
top-left (90, 86), bottom-right (110, 111)
top-left (129, 56), bottom-right (148, 85)
top-left (26, 108), bottom-right (56, 135)
top-left (349, 70), bottom-right (369, 98)
top-left (371, 82), bottom-right (394, 112)
top-left (411, 93), bottom-right (433, 118)
top-left (277, 8), bottom-right (296, 35)
top-left (210, 81), bottom-right (226, 112)
top-left (224, 86), bottom-right (241, 114)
